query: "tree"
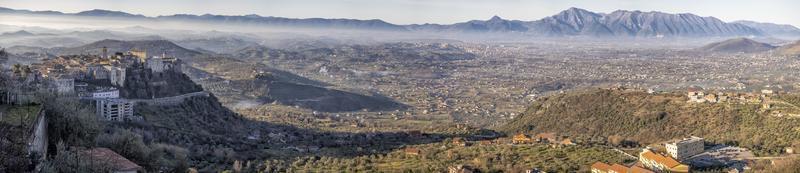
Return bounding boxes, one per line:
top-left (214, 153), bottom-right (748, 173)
top-left (45, 97), bottom-right (103, 148)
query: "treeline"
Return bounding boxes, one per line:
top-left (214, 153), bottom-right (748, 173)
top-left (232, 141), bottom-right (626, 172)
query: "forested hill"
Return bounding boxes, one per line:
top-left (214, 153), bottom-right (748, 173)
top-left (499, 88), bottom-right (800, 155)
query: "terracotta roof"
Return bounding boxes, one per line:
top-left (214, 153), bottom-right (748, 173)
top-left (609, 164), bottom-right (628, 173)
top-left (629, 165), bottom-right (655, 173)
top-left (561, 138), bottom-right (575, 145)
top-left (591, 162), bottom-right (610, 171)
top-left (513, 133), bottom-right (529, 139)
top-left (83, 148), bottom-right (142, 172)
top-left (404, 147), bottom-right (420, 155)
top-left (641, 150), bottom-right (681, 168)
top-left (669, 164), bottom-right (690, 173)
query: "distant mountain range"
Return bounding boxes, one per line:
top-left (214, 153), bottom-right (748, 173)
top-left (2, 6), bottom-right (799, 38)
top-left (55, 39), bottom-right (202, 58)
top-left (733, 20), bottom-right (800, 37)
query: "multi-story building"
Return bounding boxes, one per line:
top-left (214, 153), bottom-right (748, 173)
top-left (53, 76), bottom-right (74, 94)
top-left (146, 56), bottom-right (181, 73)
top-left (87, 65), bottom-right (110, 80)
top-left (128, 48), bottom-right (147, 62)
top-left (666, 136), bottom-right (704, 161)
top-left (639, 149), bottom-right (690, 173)
top-left (91, 88), bottom-right (119, 99)
top-left (110, 67), bottom-right (126, 86)
top-left (96, 99), bottom-right (134, 122)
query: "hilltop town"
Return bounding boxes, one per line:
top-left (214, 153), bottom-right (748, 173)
top-left (2, 3), bottom-right (800, 172)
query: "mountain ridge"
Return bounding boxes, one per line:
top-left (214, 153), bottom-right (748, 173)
top-left (1, 6), bottom-right (797, 37)
top-left (734, 20), bottom-right (800, 37)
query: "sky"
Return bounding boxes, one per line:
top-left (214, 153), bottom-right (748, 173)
top-left (1, 0), bottom-right (798, 26)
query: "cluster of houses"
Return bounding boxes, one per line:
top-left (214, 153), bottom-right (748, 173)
top-left (592, 148), bottom-right (691, 173)
top-left (687, 89), bottom-right (776, 105)
top-left (512, 132), bottom-right (576, 146)
top-left (591, 136), bottom-right (753, 173)
top-left (591, 137), bottom-right (702, 173)
top-left (1, 47), bottom-right (182, 122)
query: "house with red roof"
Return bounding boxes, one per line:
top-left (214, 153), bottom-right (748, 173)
top-left (83, 148), bottom-right (142, 173)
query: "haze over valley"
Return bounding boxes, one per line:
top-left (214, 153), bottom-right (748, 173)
top-left (2, 1), bottom-right (800, 172)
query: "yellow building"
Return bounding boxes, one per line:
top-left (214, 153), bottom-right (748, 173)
top-left (128, 48), bottom-right (147, 62)
top-left (591, 162), bottom-right (654, 173)
top-left (639, 149), bottom-right (690, 173)
top-left (512, 133), bottom-right (533, 144)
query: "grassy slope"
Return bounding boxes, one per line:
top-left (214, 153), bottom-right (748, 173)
top-left (500, 89), bottom-right (800, 155)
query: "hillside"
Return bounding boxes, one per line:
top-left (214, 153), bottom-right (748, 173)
top-left (118, 65), bottom-right (203, 99)
top-left (778, 41), bottom-right (800, 55)
top-left (697, 38), bottom-right (776, 53)
top-left (188, 55), bottom-right (407, 112)
top-left (499, 88), bottom-right (800, 155)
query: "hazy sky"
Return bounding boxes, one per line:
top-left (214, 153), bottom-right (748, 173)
top-left (1, 0), bottom-right (798, 26)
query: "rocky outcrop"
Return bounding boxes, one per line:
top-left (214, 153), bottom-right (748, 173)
top-left (120, 64), bottom-right (202, 99)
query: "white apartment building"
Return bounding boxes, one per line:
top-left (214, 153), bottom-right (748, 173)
top-left (110, 67), bottom-right (126, 87)
top-left (96, 99), bottom-right (134, 122)
top-left (666, 136), bottom-right (705, 161)
top-left (92, 89), bottom-right (120, 99)
top-left (54, 77), bottom-right (75, 94)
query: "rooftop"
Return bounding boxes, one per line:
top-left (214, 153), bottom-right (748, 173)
top-left (641, 150), bottom-right (681, 167)
top-left (669, 136), bottom-right (703, 145)
top-left (83, 148), bottom-right (142, 172)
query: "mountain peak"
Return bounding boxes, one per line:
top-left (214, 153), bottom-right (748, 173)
top-left (489, 15), bottom-right (503, 21)
top-left (1, 30), bottom-right (35, 37)
top-left (75, 9), bottom-right (145, 18)
top-left (563, 7), bottom-right (592, 14)
top-left (698, 37), bottom-right (776, 53)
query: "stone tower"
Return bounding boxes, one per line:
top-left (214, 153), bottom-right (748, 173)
top-left (102, 46), bottom-right (108, 59)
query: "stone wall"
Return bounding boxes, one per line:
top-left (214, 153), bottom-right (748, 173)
top-left (27, 108), bottom-right (47, 161)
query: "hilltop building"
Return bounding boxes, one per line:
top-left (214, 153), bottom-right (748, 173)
top-left (110, 67), bottom-right (126, 86)
top-left (146, 55), bottom-right (181, 73)
top-left (9, 46), bottom-right (198, 123)
top-left (666, 136), bottom-right (704, 161)
top-left (128, 48), bottom-right (147, 62)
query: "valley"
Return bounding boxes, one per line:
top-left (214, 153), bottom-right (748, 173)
top-left (2, 3), bottom-right (800, 173)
